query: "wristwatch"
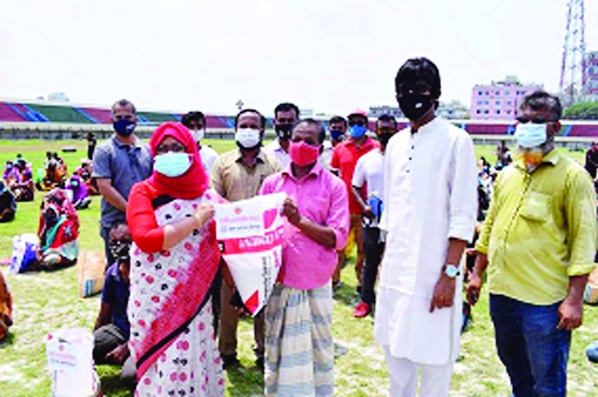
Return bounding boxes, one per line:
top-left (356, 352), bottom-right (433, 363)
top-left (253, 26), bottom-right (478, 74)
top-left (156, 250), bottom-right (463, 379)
top-left (444, 264), bottom-right (460, 278)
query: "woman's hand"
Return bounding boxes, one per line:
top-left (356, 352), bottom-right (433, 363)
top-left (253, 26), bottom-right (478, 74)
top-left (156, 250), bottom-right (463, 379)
top-left (194, 203), bottom-right (215, 228)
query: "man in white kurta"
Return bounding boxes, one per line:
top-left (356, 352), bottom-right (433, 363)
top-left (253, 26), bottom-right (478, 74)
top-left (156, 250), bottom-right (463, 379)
top-left (374, 57), bottom-right (478, 397)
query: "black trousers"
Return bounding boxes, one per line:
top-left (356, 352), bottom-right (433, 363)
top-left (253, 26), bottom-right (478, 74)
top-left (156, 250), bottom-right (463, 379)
top-left (360, 227), bottom-right (385, 305)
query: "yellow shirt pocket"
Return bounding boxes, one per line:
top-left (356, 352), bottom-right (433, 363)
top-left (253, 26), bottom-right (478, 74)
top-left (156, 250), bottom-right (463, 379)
top-left (520, 191), bottom-right (552, 222)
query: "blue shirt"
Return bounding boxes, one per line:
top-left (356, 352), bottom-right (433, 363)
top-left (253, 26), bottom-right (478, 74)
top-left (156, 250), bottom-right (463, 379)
top-left (102, 263), bottom-right (131, 339)
top-left (92, 135), bottom-right (152, 228)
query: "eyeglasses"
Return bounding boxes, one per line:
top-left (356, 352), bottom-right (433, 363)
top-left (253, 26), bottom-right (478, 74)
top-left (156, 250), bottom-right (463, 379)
top-left (515, 116), bottom-right (557, 124)
top-left (155, 143), bottom-right (186, 154)
top-left (377, 127), bottom-right (396, 134)
top-left (348, 120), bottom-right (366, 127)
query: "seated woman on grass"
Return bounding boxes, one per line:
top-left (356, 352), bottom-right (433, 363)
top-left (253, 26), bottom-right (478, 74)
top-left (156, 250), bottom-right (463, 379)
top-left (36, 160), bottom-right (65, 192)
top-left (66, 174), bottom-right (91, 210)
top-left (75, 159), bottom-right (99, 196)
top-left (0, 181), bottom-right (17, 223)
top-left (36, 202), bottom-right (79, 270)
top-left (9, 159), bottom-right (35, 202)
top-left (0, 269), bottom-right (12, 342)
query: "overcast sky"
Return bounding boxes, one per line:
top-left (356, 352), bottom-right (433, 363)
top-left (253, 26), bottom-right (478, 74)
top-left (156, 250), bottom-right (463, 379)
top-left (1, 0), bottom-right (597, 116)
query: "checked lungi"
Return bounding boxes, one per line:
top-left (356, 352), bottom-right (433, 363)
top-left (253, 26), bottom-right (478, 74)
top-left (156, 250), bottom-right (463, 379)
top-left (265, 283), bottom-right (334, 397)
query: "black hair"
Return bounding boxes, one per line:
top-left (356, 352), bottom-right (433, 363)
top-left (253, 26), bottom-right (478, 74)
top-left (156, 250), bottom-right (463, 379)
top-left (109, 221), bottom-right (130, 234)
top-left (274, 103), bottom-right (300, 119)
top-left (235, 109), bottom-right (266, 129)
top-left (376, 114), bottom-right (398, 129)
top-left (111, 99), bottom-right (137, 115)
top-left (328, 116), bottom-right (348, 128)
top-left (181, 111), bottom-right (206, 128)
top-left (395, 57), bottom-right (441, 98)
top-left (519, 91), bottom-right (562, 121)
top-left (292, 118), bottom-right (324, 144)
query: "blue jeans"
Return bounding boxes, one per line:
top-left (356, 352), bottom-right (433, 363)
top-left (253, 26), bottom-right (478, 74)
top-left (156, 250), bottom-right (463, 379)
top-left (490, 294), bottom-right (571, 397)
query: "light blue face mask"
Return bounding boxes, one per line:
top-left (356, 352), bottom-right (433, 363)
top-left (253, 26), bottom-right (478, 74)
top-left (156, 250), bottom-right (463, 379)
top-left (154, 152), bottom-right (192, 177)
top-left (514, 123), bottom-right (547, 149)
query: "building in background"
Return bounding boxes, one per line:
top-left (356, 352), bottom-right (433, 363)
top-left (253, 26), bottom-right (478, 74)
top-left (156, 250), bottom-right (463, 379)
top-left (370, 101), bottom-right (468, 120)
top-left (586, 51), bottom-right (598, 101)
top-left (470, 76), bottom-right (543, 120)
top-left (369, 105), bottom-right (403, 118)
top-left (437, 100), bottom-right (469, 119)
top-left (47, 92), bottom-right (70, 102)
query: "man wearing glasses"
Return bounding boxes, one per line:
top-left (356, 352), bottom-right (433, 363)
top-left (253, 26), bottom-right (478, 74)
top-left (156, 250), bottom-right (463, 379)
top-left (330, 109), bottom-right (379, 292)
top-left (93, 99), bottom-right (152, 265)
top-left (374, 58), bottom-right (478, 396)
top-left (351, 114), bottom-right (397, 318)
top-left (467, 91), bottom-right (596, 396)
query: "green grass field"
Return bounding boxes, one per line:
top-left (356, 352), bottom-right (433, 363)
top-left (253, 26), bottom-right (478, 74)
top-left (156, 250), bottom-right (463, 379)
top-left (0, 139), bottom-right (596, 396)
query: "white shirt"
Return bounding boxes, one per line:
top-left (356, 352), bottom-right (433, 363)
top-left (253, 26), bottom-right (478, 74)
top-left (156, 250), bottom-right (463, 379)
top-left (352, 148), bottom-right (385, 227)
top-left (265, 139), bottom-right (290, 169)
top-left (319, 141), bottom-right (334, 171)
top-left (199, 144), bottom-right (219, 175)
top-left (374, 117), bottom-right (478, 365)
top-left (352, 148), bottom-right (385, 198)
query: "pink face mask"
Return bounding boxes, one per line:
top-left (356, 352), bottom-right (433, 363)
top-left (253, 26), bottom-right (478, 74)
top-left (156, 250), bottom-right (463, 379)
top-left (289, 141), bottom-right (319, 166)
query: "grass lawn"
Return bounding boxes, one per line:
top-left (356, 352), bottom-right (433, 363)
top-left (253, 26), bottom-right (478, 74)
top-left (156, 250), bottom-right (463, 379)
top-left (0, 138), bottom-right (596, 396)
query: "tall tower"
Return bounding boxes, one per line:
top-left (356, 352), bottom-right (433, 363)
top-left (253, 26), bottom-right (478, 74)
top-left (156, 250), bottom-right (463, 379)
top-left (560, 0), bottom-right (587, 106)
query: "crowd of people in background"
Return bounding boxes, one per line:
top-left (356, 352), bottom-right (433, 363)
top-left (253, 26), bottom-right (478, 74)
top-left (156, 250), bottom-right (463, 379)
top-left (1, 56), bottom-right (597, 397)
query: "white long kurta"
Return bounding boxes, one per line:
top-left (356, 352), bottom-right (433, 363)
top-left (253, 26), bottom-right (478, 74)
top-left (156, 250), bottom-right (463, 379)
top-left (374, 117), bottom-right (478, 366)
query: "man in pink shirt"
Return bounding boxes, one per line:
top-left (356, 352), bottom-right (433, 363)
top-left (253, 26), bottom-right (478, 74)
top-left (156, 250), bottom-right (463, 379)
top-left (259, 118), bottom-right (349, 397)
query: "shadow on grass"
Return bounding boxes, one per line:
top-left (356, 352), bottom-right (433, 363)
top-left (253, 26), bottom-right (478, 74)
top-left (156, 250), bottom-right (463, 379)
top-left (97, 365), bottom-right (134, 397)
top-left (332, 282), bottom-right (360, 309)
top-left (225, 365), bottom-right (264, 396)
top-left (0, 331), bottom-right (15, 347)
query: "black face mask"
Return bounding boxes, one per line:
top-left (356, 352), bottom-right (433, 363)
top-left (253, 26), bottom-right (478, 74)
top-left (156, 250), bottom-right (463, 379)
top-left (275, 124), bottom-right (293, 141)
top-left (43, 212), bottom-right (58, 225)
top-left (110, 240), bottom-right (132, 264)
top-left (398, 94), bottom-right (434, 121)
top-left (378, 132), bottom-right (393, 148)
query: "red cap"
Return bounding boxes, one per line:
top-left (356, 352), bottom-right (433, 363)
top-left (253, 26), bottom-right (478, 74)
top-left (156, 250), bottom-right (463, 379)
top-left (348, 108), bottom-right (368, 118)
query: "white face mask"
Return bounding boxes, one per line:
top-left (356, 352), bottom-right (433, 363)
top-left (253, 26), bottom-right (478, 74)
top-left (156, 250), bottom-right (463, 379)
top-left (235, 128), bottom-right (262, 149)
top-left (514, 123), bottom-right (547, 149)
top-left (190, 129), bottom-right (205, 142)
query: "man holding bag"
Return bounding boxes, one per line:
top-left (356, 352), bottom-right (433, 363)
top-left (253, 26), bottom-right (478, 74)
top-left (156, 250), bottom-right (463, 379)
top-left (259, 118), bottom-right (349, 396)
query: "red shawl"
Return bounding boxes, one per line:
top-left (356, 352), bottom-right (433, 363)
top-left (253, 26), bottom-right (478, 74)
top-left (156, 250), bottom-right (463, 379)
top-left (127, 122), bottom-right (221, 379)
top-left (148, 122), bottom-right (208, 200)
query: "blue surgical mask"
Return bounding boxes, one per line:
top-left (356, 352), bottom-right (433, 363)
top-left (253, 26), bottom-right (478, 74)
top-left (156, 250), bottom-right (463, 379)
top-left (154, 152), bottom-right (192, 177)
top-left (330, 130), bottom-right (345, 141)
top-left (514, 123), bottom-right (547, 149)
top-left (113, 119), bottom-right (136, 137)
top-left (350, 125), bottom-right (367, 139)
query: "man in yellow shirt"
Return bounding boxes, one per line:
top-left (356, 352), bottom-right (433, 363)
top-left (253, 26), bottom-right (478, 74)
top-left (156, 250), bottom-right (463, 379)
top-left (466, 91), bottom-right (596, 397)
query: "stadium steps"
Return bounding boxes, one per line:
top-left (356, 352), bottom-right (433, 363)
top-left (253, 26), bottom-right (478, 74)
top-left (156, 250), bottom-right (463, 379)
top-left (79, 107), bottom-right (112, 124)
top-left (73, 107), bottom-right (99, 123)
top-left (137, 112), bottom-right (179, 124)
top-left (27, 104), bottom-right (92, 124)
top-left (0, 103), bottom-right (27, 122)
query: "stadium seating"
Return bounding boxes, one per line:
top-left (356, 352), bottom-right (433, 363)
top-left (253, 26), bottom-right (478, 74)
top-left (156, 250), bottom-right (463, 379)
top-left (27, 104), bottom-right (93, 124)
top-left (0, 103), bottom-right (26, 122)
top-left (1, 100), bottom-right (596, 137)
top-left (78, 107), bottom-right (111, 124)
top-left (136, 112), bottom-right (179, 124)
